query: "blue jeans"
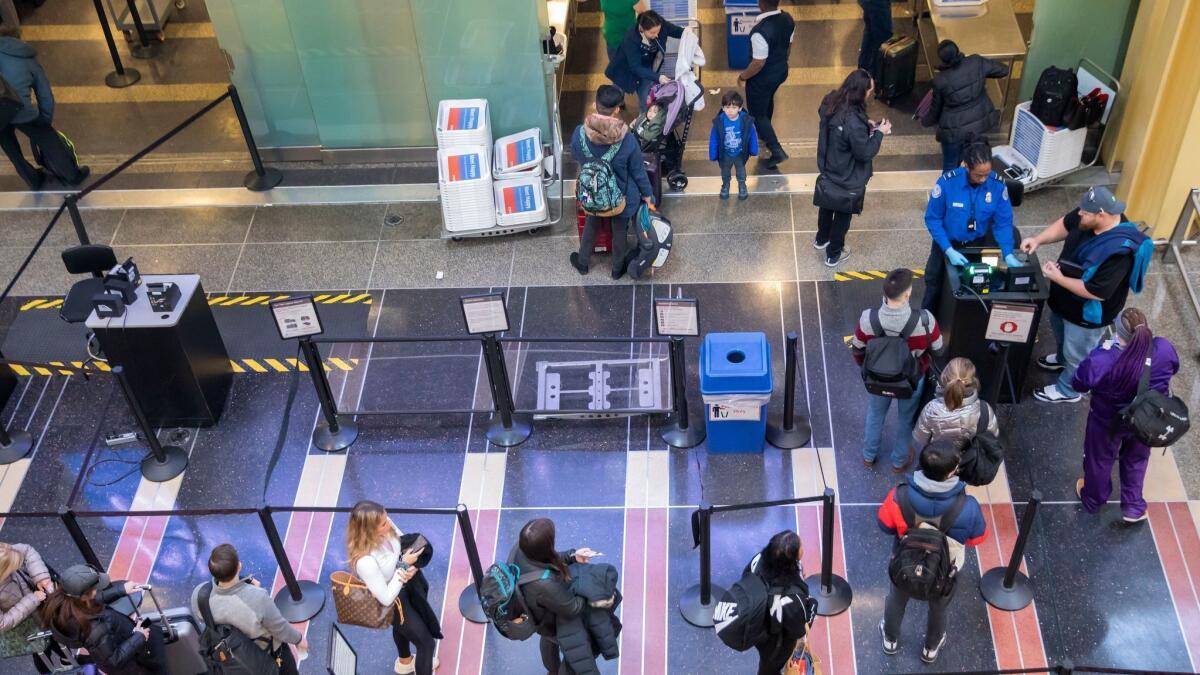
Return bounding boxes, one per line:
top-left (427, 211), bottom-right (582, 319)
top-left (718, 153), bottom-right (747, 189)
top-left (857, 0), bottom-right (893, 72)
top-left (940, 141), bottom-right (963, 172)
top-left (1051, 312), bottom-right (1106, 396)
top-left (863, 376), bottom-right (925, 468)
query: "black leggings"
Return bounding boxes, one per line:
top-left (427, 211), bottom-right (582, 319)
top-left (391, 592), bottom-right (437, 675)
top-left (755, 634), bottom-right (795, 675)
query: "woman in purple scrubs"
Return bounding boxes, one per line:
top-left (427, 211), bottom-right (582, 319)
top-left (1072, 307), bottom-right (1180, 524)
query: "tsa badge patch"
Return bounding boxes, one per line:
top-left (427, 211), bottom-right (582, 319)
top-left (1002, 186), bottom-right (1010, 201)
top-left (931, 183), bottom-right (942, 199)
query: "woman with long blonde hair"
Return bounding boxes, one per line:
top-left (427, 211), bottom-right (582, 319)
top-left (913, 357), bottom-right (998, 451)
top-left (0, 542), bottom-right (55, 671)
top-left (346, 500), bottom-right (440, 674)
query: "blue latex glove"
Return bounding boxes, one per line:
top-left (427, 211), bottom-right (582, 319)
top-left (945, 248), bottom-right (969, 266)
top-left (1005, 253), bottom-right (1024, 268)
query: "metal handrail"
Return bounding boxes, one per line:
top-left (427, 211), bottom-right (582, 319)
top-left (1155, 187), bottom-right (1200, 324)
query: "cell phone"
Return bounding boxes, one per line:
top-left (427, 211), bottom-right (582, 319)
top-left (241, 574), bottom-right (256, 585)
top-left (1059, 260), bottom-right (1085, 279)
top-left (1004, 166), bottom-right (1024, 180)
top-left (404, 534), bottom-right (429, 556)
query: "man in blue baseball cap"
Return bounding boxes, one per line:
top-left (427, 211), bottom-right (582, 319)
top-left (1019, 185), bottom-right (1152, 403)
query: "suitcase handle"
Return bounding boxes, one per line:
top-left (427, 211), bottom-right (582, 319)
top-left (133, 584), bottom-right (177, 641)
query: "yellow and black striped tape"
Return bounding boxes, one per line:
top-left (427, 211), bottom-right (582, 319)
top-left (8, 357), bottom-right (361, 377)
top-left (17, 293), bottom-right (373, 311)
top-left (833, 269), bottom-right (924, 282)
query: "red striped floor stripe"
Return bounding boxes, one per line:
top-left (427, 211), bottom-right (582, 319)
top-left (977, 503), bottom-right (1047, 670)
top-left (109, 513), bottom-right (172, 585)
top-left (1167, 503), bottom-right (1200, 609)
top-left (438, 507), bottom-right (500, 675)
top-left (619, 508), bottom-right (646, 675)
top-left (796, 504), bottom-right (854, 675)
top-left (643, 508), bottom-right (669, 674)
top-left (1147, 502), bottom-right (1200, 670)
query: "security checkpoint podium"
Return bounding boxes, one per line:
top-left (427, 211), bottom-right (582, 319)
top-left (932, 248), bottom-right (1049, 404)
top-left (87, 274), bottom-right (232, 427)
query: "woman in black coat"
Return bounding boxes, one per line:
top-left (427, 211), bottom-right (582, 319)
top-left (813, 68), bottom-right (890, 268)
top-left (746, 531), bottom-right (818, 675)
top-left (921, 40), bottom-right (1009, 171)
top-left (603, 10), bottom-right (683, 109)
top-left (509, 518), bottom-right (600, 674)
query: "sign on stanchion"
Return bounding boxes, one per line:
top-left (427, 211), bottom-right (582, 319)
top-left (979, 490), bottom-right (1041, 611)
top-left (654, 297), bottom-right (704, 449)
top-left (981, 301), bottom-right (1037, 405)
top-left (766, 332), bottom-right (811, 449)
top-left (461, 294), bottom-right (530, 447)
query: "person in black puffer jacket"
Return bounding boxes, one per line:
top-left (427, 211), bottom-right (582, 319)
top-left (813, 69), bottom-right (890, 268)
top-left (567, 561), bottom-right (622, 662)
top-left (509, 518), bottom-right (604, 675)
top-left (747, 531), bottom-right (818, 675)
top-left (920, 40), bottom-right (1009, 172)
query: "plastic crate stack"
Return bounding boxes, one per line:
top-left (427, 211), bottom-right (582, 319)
top-left (493, 129), bottom-right (547, 227)
top-left (437, 99), bottom-right (495, 233)
top-left (1010, 101), bottom-right (1086, 180)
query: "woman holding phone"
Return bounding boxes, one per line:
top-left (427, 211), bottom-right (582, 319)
top-left (347, 500), bottom-right (442, 674)
top-left (509, 518), bottom-right (601, 674)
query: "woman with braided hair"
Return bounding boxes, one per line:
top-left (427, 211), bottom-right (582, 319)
top-left (1072, 307), bottom-right (1179, 524)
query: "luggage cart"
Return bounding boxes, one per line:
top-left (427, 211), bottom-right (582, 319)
top-left (993, 58), bottom-right (1120, 194)
top-left (106, 0), bottom-right (182, 42)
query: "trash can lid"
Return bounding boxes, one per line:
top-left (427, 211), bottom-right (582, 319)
top-left (700, 332), bottom-right (772, 394)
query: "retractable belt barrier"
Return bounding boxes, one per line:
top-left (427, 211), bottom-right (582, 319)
top-left (49, 502), bottom-right (490, 624)
top-left (680, 488), bottom-right (853, 628)
top-left (903, 660), bottom-right (1199, 675)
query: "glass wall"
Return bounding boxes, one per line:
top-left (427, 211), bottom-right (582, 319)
top-left (206, 0), bottom-right (551, 151)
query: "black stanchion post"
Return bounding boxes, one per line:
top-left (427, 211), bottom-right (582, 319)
top-left (300, 338), bottom-right (357, 452)
top-left (455, 504), bottom-right (489, 624)
top-left (482, 334), bottom-right (531, 447)
top-left (984, 342), bottom-right (1010, 406)
top-left (662, 336), bottom-right (705, 449)
top-left (123, 0), bottom-right (159, 59)
top-left (979, 489), bottom-right (1040, 611)
top-left (228, 85), bottom-right (283, 192)
top-left (0, 419), bottom-right (34, 465)
top-left (59, 508), bottom-right (103, 569)
top-left (91, 0), bottom-right (139, 87)
top-left (767, 331), bottom-right (812, 449)
top-left (679, 502), bottom-right (725, 627)
top-left (806, 488), bottom-right (853, 616)
top-left (112, 365), bottom-right (187, 482)
top-left (259, 506), bottom-right (326, 622)
top-left (64, 196), bottom-right (90, 246)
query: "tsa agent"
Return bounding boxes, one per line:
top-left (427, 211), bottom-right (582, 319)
top-left (738, 0), bottom-right (794, 170)
top-left (921, 139), bottom-right (1021, 313)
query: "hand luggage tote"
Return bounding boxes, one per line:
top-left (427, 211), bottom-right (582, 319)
top-left (875, 35), bottom-right (917, 102)
top-left (139, 586), bottom-right (209, 675)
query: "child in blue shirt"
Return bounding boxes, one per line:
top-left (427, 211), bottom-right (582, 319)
top-left (708, 90), bottom-right (758, 200)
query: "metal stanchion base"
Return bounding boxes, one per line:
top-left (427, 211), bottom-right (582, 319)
top-left (662, 423), bottom-right (705, 449)
top-left (313, 416), bottom-right (359, 452)
top-left (130, 42), bottom-right (161, 59)
top-left (766, 418), bottom-right (812, 449)
top-left (0, 430), bottom-right (34, 465)
top-left (140, 445), bottom-right (188, 482)
top-left (105, 69), bottom-right (141, 88)
top-left (244, 167), bottom-right (283, 192)
top-left (486, 414), bottom-right (532, 447)
top-left (979, 568), bottom-right (1034, 611)
top-left (458, 585), bottom-right (488, 624)
top-left (679, 583), bottom-right (726, 628)
top-left (273, 580), bottom-right (326, 622)
top-left (806, 574), bottom-right (853, 616)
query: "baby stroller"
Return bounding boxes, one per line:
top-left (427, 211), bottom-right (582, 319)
top-left (633, 80), bottom-right (703, 192)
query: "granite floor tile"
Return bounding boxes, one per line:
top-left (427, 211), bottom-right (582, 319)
top-left (649, 232), bottom-right (799, 284)
top-left (380, 201), bottom-right (442, 240)
top-left (793, 189), bottom-right (932, 234)
top-left (118, 243), bottom-right (241, 292)
top-left (659, 193), bottom-right (793, 234)
top-left (0, 207), bottom-right (123, 248)
top-left (0, 243), bottom-right (79, 296)
top-left (112, 206), bottom-right (255, 245)
top-left (371, 237), bottom-right (514, 289)
top-left (798, 228), bottom-right (930, 280)
top-left (231, 241), bottom-right (376, 291)
top-left (246, 203), bottom-right (386, 243)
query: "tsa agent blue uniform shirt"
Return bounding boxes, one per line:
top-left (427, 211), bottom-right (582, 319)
top-left (924, 168), bottom-right (1015, 255)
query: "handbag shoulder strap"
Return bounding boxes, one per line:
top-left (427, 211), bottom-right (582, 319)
top-left (1137, 353), bottom-right (1152, 397)
top-left (976, 402), bottom-right (990, 436)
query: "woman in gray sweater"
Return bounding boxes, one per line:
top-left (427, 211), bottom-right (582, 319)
top-left (913, 357), bottom-right (998, 450)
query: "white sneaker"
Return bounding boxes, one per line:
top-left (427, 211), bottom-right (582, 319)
top-left (1033, 384), bottom-right (1081, 403)
top-left (825, 249), bottom-right (851, 267)
top-left (395, 658), bottom-right (415, 674)
top-left (813, 238), bottom-right (829, 250)
top-left (1036, 353), bottom-right (1064, 372)
top-left (1123, 512), bottom-right (1148, 524)
top-left (922, 633), bottom-right (947, 663)
top-left (879, 620), bottom-right (898, 655)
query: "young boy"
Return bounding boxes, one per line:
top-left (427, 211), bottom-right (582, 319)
top-left (708, 90), bottom-right (758, 200)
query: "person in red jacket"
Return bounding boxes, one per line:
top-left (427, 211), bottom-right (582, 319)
top-left (877, 441), bottom-right (987, 664)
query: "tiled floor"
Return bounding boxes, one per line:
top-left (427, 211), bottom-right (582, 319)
top-left (1, 187), bottom-right (1199, 674)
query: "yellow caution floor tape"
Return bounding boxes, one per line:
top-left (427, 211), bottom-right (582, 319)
top-left (833, 268), bottom-right (924, 282)
top-left (8, 358), bottom-right (360, 377)
top-left (17, 293), bottom-right (373, 310)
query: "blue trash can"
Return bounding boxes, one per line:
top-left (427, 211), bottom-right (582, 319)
top-left (724, 0), bottom-right (759, 70)
top-left (700, 332), bottom-right (772, 453)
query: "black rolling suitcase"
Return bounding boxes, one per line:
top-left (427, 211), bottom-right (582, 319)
top-left (642, 151), bottom-right (663, 205)
top-left (875, 35), bottom-right (917, 102)
top-left (138, 585), bottom-right (209, 675)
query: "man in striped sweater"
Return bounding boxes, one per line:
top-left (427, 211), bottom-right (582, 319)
top-left (850, 269), bottom-right (945, 471)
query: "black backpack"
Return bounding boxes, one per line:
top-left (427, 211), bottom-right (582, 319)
top-left (958, 403), bottom-right (1005, 486)
top-left (479, 562), bottom-right (547, 641)
top-left (196, 583), bottom-right (281, 675)
top-left (887, 485), bottom-right (966, 601)
top-left (861, 309), bottom-right (926, 400)
top-left (1030, 66), bottom-right (1078, 127)
top-left (713, 569), bottom-right (772, 652)
top-left (1120, 354), bottom-right (1190, 447)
